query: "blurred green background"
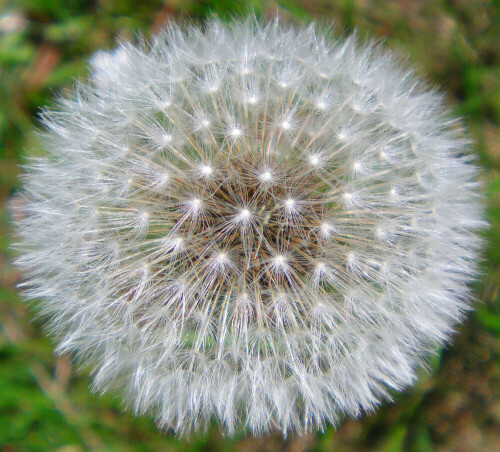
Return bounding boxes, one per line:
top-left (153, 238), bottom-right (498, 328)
top-left (0, 1), bottom-right (499, 451)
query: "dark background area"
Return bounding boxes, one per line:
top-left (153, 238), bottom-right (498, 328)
top-left (0, 1), bottom-right (499, 451)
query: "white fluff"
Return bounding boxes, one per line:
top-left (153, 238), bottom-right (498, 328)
top-left (13, 18), bottom-right (485, 436)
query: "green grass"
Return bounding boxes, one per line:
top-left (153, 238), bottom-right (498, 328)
top-left (1, 1), bottom-right (499, 450)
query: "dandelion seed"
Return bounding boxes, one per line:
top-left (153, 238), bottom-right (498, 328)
top-left (199, 164), bottom-right (213, 178)
top-left (229, 127), bottom-right (242, 138)
top-left (320, 221), bottom-right (334, 238)
top-left (12, 17), bottom-right (485, 437)
top-left (281, 120), bottom-right (291, 130)
top-left (238, 208), bottom-right (251, 223)
top-left (310, 155), bottom-right (320, 165)
top-left (260, 170), bottom-right (273, 182)
top-left (284, 198), bottom-right (296, 211)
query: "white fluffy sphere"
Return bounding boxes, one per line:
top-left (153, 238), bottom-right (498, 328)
top-left (14, 19), bottom-right (485, 435)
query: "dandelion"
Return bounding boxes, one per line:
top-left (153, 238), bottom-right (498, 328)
top-left (13, 18), bottom-right (485, 436)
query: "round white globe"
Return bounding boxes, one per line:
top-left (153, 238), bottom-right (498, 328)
top-left (14, 18), bottom-right (485, 436)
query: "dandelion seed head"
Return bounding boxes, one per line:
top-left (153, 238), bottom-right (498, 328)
top-left (13, 18), bottom-right (485, 437)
